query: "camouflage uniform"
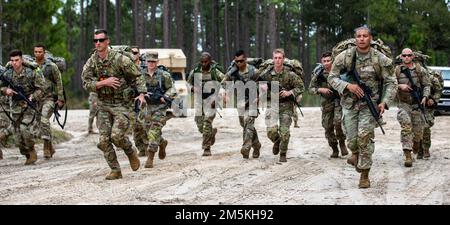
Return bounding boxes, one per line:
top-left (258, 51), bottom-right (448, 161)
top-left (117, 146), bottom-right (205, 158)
top-left (328, 47), bottom-right (397, 170)
top-left (88, 92), bottom-right (98, 132)
top-left (36, 59), bottom-right (64, 152)
top-left (140, 67), bottom-right (176, 153)
top-left (188, 64), bottom-right (225, 154)
top-left (309, 68), bottom-right (346, 154)
top-left (0, 65), bottom-right (45, 159)
top-left (82, 49), bottom-right (146, 173)
top-left (0, 96), bottom-right (13, 160)
top-left (421, 68), bottom-right (443, 157)
top-left (258, 66), bottom-right (304, 159)
top-left (221, 63), bottom-right (261, 158)
top-left (394, 64), bottom-right (430, 153)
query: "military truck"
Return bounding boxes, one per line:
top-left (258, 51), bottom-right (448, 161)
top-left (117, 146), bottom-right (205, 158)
top-left (139, 48), bottom-right (188, 117)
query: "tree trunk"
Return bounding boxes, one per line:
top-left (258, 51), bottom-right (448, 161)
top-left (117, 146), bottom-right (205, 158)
top-left (131, 0), bottom-right (138, 45)
top-left (234, 1), bottom-right (240, 51)
top-left (149, 0), bottom-right (157, 47)
top-left (192, 0), bottom-right (200, 63)
top-left (175, 0), bottom-right (184, 49)
top-left (0, 0), bottom-right (3, 64)
top-left (255, 0), bottom-right (262, 57)
top-left (114, 0), bottom-right (121, 44)
top-left (138, 0), bottom-right (145, 47)
top-left (268, 3), bottom-right (278, 52)
top-left (241, 0), bottom-right (250, 55)
top-left (163, 0), bottom-right (170, 48)
top-left (99, 0), bottom-right (107, 29)
top-left (224, 0), bottom-right (231, 64)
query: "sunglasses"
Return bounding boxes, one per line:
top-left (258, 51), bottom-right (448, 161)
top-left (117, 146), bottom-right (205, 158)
top-left (402, 54), bottom-right (413, 57)
top-left (235, 60), bottom-right (245, 63)
top-left (93, 38), bottom-right (108, 43)
top-left (146, 60), bottom-right (157, 63)
top-left (132, 51), bottom-right (139, 55)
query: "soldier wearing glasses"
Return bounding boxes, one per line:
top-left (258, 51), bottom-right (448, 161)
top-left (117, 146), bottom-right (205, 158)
top-left (82, 29), bottom-right (147, 180)
top-left (395, 48), bottom-right (431, 167)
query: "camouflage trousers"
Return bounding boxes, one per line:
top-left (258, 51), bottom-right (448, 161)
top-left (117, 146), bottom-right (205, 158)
top-left (38, 98), bottom-right (55, 141)
top-left (239, 115), bottom-right (260, 151)
top-left (265, 103), bottom-right (293, 154)
top-left (97, 104), bottom-right (135, 172)
top-left (11, 111), bottom-right (38, 155)
top-left (141, 106), bottom-right (168, 152)
top-left (342, 106), bottom-right (376, 170)
top-left (321, 100), bottom-right (345, 147)
top-left (195, 110), bottom-right (216, 150)
top-left (292, 106), bottom-right (299, 125)
top-left (396, 102), bottom-right (424, 150)
top-left (0, 110), bottom-right (12, 143)
top-left (422, 108), bottom-right (435, 151)
top-left (88, 102), bottom-right (98, 131)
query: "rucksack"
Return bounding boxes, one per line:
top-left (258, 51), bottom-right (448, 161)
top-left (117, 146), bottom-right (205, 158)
top-left (109, 45), bottom-right (137, 63)
top-left (394, 51), bottom-right (431, 66)
top-left (258, 58), bottom-right (304, 80)
top-left (332, 38), bottom-right (393, 60)
top-left (45, 51), bottom-right (67, 72)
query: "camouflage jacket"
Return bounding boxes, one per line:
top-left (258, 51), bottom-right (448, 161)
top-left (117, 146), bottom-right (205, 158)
top-left (257, 65), bottom-right (305, 107)
top-left (0, 66), bottom-right (45, 113)
top-left (37, 59), bottom-right (64, 101)
top-left (142, 68), bottom-right (176, 106)
top-left (82, 49), bottom-right (146, 105)
top-left (428, 69), bottom-right (444, 102)
top-left (328, 47), bottom-right (398, 110)
top-left (394, 63), bottom-right (431, 105)
top-left (309, 69), bottom-right (340, 104)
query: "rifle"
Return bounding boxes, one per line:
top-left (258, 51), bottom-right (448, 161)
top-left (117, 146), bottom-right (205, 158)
top-left (146, 90), bottom-right (183, 110)
top-left (280, 87), bottom-right (304, 117)
top-left (315, 63), bottom-right (340, 100)
top-left (348, 54), bottom-right (385, 134)
top-left (0, 75), bottom-right (41, 115)
top-left (401, 68), bottom-right (430, 125)
top-left (53, 88), bottom-right (68, 129)
top-left (134, 99), bottom-right (141, 122)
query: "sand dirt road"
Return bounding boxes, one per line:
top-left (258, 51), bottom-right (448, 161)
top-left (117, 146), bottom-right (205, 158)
top-left (0, 108), bottom-right (449, 205)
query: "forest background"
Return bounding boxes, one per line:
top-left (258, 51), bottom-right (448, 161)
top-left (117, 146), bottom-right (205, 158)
top-left (0, 0), bottom-right (449, 107)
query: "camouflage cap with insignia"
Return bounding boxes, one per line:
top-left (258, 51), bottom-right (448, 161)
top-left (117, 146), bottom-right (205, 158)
top-left (145, 51), bottom-right (159, 62)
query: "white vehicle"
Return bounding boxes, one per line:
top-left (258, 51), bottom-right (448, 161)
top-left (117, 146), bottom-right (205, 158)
top-left (428, 66), bottom-right (450, 115)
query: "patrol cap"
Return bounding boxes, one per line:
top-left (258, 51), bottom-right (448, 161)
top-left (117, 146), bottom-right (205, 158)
top-left (145, 51), bottom-right (159, 62)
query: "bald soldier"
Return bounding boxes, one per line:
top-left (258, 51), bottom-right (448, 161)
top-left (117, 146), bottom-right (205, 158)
top-left (395, 48), bottom-right (430, 167)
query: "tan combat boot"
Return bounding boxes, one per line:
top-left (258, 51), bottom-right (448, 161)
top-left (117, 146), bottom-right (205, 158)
top-left (272, 140), bottom-right (281, 155)
top-left (202, 148), bottom-right (212, 157)
top-left (241, 148), bottom-right (250, 159)
top-left (159, 139), bottom-right (168, 160)
top-left (404, 150), bottom-right (413, 167)
top-left (145, 151), bottom-right (156, 168)
top-left (105, 171), bottom-right (123, 180)
top-left (412, 141), bottom-right (420, 154)
top-left (126, 151), bottom-right (140, 171)
top-left (358, 169), bottom-right (370, 188)
top-left (423, 148), bottom-right (430, 159)
top-left (330, 144), bottom-right (339, 158)
top-left (211, 128), bottom-right (218, 146)
top-left (279, 153), bottom-right (287, 162)
top-left (339, 140), bottom-right (348, 156)
top-left (347, 152), bottom-right (359, 166)
top-left (252, 142), bottom-right (261, 158)
top-left (294, 122), bottom-right (299, 128)
top-left (43, 140), bottom-right (52, 159)
top-left (25, 147), bottom-right (38, 165)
